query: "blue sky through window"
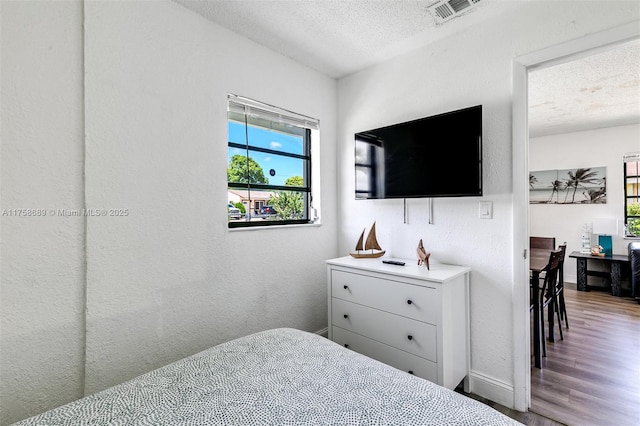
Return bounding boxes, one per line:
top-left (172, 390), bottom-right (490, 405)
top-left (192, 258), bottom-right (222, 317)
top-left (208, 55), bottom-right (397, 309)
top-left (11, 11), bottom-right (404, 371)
top-left (228, 121), bottom-right (304, 186)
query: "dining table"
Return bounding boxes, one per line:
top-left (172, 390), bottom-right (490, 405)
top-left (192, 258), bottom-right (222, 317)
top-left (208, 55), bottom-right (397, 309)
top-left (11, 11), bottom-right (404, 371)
top-left (530, 248), bottom-right (552, 368)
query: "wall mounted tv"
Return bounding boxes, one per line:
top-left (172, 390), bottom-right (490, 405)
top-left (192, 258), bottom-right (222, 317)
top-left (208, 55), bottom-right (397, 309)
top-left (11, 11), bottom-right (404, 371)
top-left (355, 105), bottom-right (482, 199)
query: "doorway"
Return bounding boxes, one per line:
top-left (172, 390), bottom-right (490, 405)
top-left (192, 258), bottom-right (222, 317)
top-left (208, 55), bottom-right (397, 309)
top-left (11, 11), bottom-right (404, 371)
top-left (512, 21), bottom-right (640, 414)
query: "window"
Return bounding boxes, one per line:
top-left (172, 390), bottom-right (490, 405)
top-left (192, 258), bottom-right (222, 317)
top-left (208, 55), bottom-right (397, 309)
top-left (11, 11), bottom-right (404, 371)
top-left (227, 94), bottom-right (318, 228)
top-left (355, 134), bottom-right (384, 199)
top-left (624, 153), bottom-right (640, 236)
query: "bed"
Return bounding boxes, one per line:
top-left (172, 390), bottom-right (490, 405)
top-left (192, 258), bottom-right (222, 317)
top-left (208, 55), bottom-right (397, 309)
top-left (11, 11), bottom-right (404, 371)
top-left (14, 328), bottom-right (522, 425)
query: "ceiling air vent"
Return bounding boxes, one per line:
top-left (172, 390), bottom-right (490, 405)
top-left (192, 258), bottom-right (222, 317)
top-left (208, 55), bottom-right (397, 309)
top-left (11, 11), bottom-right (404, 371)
top-left (427, 0), bottom-right (482, 24)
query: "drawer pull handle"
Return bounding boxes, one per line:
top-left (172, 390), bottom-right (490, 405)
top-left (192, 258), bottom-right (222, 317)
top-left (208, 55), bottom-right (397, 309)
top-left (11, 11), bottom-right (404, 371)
top-left (344, 314), bottom-right (349, 319)
top-left (408, 370), bottom-right (414, 375)
top-left (407, 335), bottom-right (413, 341)
top-left (407, 299), bottom-right (413, 305)
top-left (343, 285), bottom-right (349, 290)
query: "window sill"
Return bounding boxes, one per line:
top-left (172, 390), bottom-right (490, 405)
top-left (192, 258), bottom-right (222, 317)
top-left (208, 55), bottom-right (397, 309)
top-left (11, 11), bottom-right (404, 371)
top-left (228, 222), bottom-right (322, 232)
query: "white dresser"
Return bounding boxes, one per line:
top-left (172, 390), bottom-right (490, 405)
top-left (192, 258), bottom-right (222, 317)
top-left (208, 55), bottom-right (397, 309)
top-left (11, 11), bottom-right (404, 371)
top-left (326, 256), bottom-right (470, 391)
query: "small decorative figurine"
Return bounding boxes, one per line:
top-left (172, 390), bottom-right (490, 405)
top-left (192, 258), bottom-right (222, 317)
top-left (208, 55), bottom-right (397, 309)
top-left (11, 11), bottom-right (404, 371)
top-left (591, 245), bottom-right (605, 257)
top-left (416, 239), bottom-right (430, 270)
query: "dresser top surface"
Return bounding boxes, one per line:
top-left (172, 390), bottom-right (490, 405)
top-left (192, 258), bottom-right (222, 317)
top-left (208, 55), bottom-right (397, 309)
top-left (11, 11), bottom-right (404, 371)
top-left (326, 256), bottom-right (470, 283)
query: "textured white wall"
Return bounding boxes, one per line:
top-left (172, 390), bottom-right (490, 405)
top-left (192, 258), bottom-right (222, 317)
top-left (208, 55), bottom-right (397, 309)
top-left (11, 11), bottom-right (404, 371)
top-left (530, 124), bottom-right (640, 283)
top-left (1, 0), bottom-right (337, 424)
top-left (0, 1), bottom-right (85, 424)
top-left (337, 1), bottom-right (639, 407)
top-left (83, 0), bottom-right (337, 395)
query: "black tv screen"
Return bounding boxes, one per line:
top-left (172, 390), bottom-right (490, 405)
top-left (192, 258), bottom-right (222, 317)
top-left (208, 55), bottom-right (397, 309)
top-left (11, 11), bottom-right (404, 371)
top-left (355, 105), bottom-right (482, 199)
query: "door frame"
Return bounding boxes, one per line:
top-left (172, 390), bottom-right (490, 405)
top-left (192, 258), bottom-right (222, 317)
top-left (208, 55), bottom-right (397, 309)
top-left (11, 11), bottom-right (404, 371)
top-left (511, 21), bottom-right (640, 411)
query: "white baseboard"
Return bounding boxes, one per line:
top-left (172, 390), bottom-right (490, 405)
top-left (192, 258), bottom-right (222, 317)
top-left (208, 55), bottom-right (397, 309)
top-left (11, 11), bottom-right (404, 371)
top-left (314, 327), bottom-right (328, 337)
top-left (468, 370), bottom-right (517, 410)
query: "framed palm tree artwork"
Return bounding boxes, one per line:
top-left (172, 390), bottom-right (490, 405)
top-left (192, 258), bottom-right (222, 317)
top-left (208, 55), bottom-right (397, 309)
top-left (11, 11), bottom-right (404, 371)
top-left (529, 166), bottom-right (606, 204)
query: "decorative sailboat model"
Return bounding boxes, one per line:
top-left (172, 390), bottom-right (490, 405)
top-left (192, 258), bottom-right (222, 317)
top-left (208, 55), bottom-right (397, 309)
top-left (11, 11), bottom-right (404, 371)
top-left (350, 222), bottom-right (385, 258)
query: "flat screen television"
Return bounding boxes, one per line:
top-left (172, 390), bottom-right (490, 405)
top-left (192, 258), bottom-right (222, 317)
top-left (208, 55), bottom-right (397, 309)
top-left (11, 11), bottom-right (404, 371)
top-left (355, 105), bottom-right (482, 199)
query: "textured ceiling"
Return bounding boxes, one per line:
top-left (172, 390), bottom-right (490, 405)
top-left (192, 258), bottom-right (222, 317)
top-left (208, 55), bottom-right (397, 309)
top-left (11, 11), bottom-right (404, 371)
top-left (173, 0), bottom-right (518, 78)
top-left (528, 41), bottom-right (640, 137)
top-left (173, 0), bottom-right (640, 137)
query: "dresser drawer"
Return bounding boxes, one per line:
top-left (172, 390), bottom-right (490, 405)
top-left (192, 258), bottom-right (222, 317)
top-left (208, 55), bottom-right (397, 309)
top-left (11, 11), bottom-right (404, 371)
top-left (331, 269), bottom-right (439, 325)
top-left (332, 298), bottom-right (437, 362)
top-left (332, 326), bottom-right (438, 383)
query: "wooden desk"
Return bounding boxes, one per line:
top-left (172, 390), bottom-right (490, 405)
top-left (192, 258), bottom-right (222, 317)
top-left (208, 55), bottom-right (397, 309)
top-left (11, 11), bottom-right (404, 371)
top-left (568, 251), bottom-right (629, 296)
top-left (530, 249), bottom-right (551, 369)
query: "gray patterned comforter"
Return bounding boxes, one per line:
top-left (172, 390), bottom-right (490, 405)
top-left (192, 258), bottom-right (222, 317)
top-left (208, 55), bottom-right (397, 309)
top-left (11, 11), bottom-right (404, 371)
top-left (14, 328), bottom-right (522, 425)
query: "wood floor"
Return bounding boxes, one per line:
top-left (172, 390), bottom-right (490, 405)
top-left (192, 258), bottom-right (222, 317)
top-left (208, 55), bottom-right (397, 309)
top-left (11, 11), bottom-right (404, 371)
top-left (458, 285), bottom-right (640, 425)
top-left (529, 285), bottom-right (640, 426)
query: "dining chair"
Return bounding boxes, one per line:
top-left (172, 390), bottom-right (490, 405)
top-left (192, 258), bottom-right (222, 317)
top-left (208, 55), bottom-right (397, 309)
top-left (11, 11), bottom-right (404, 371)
top-left (530, 236), bottom-right (556, 250)
top-left (529, 236), bottom-right (556, 283)
top-left (537, 249), bottom-right (562, 357)
top-left (541, 242), bottom-right (568, 343)
top-left (554, 243), bottom-right (569, 331)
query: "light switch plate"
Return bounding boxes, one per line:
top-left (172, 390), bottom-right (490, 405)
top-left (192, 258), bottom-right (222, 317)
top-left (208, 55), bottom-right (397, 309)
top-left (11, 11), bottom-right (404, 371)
top-left (479, 201), bottom-right (493, 219)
